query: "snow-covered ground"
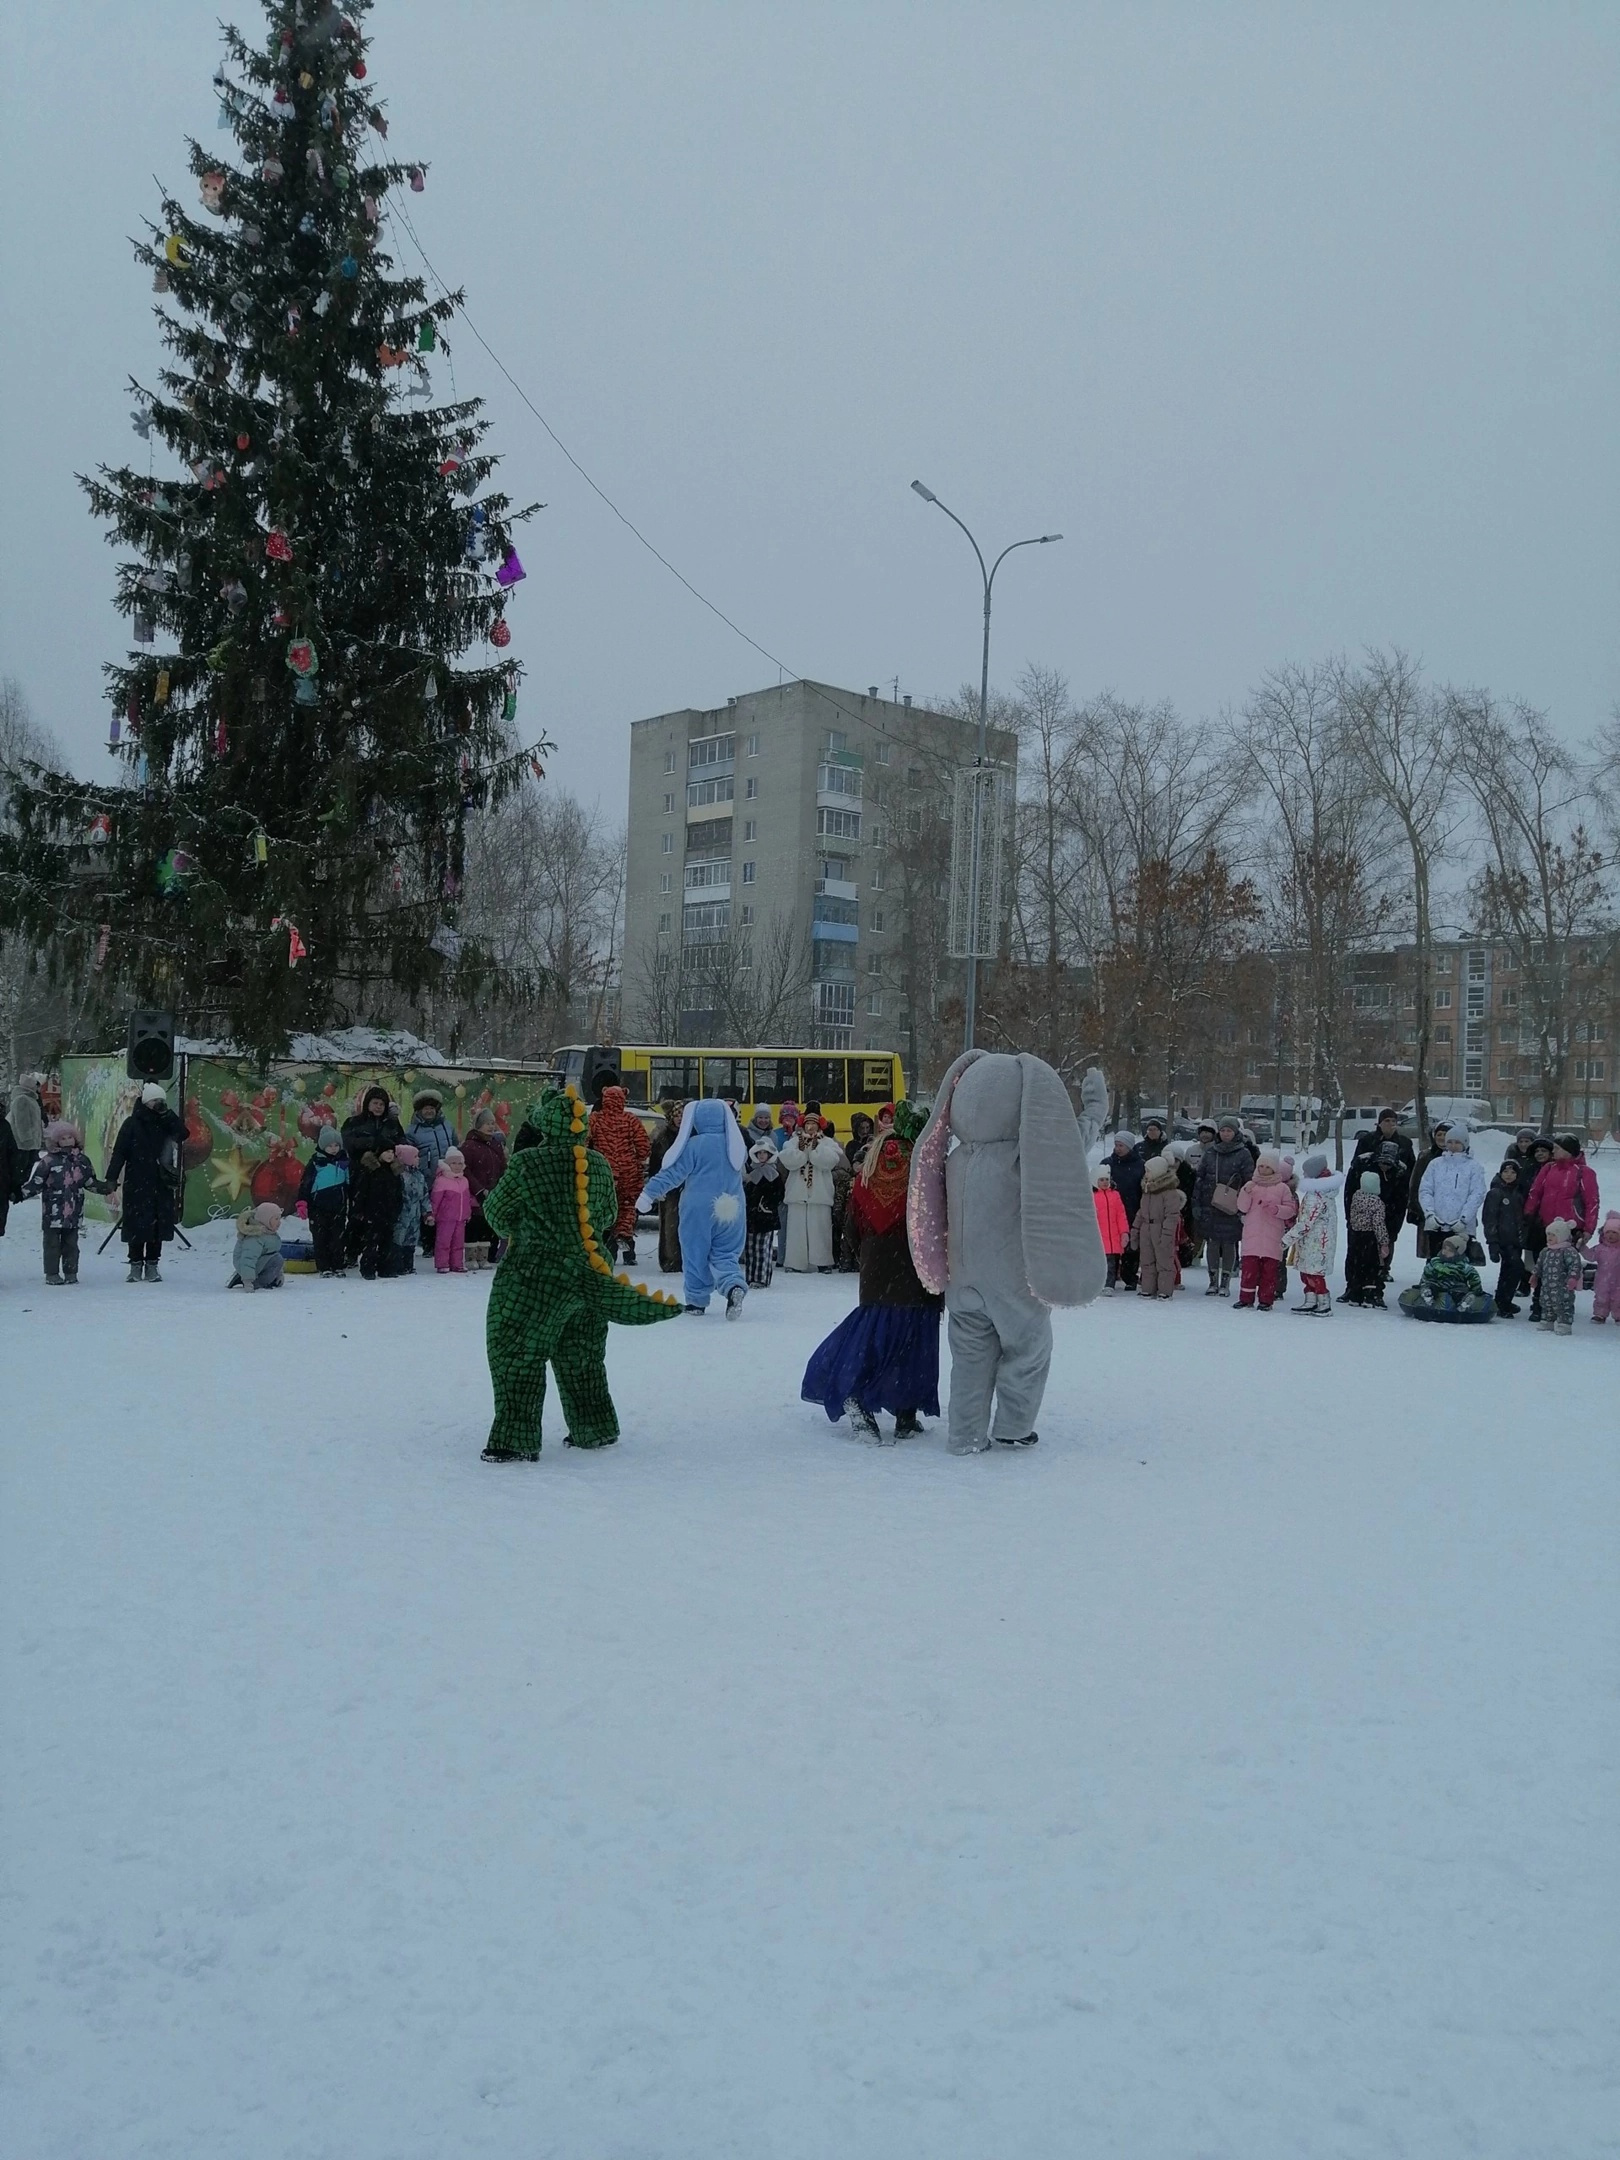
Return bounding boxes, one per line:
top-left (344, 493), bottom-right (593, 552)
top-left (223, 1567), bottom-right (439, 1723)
top-left (3, 1167), bottom-right (1617, 2159)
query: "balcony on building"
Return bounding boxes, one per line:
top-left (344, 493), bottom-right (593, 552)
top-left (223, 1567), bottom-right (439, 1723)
top-left (816, 754), bottom-right (863, 811)
top-left (684, 859), bottom-right (732, 904)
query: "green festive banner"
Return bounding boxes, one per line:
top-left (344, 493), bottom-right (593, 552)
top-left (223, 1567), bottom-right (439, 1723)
top-left (64, 1054), bottom-right (550, 1230)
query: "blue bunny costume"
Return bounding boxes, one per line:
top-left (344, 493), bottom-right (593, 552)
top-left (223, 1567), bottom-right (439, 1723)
top-left (639, 1099), bottom-right (748, 1311)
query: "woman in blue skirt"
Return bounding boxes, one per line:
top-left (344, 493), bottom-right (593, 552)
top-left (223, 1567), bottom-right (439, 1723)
top-left (801, 1101), bottom-right (941, 1442)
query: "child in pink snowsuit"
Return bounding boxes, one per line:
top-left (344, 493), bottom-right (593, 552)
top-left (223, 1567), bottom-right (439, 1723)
top-left (1592, 1212), bottom-right (1620, 1323)
top-left (1234, 1149), bottom-right (1298, 1310)
top-left (431, 1147), bottom-right (474, 1273)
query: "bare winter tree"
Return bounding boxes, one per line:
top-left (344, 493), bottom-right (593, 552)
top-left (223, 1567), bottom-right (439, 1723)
top-left (1334, 649), bottom-right (1456, 1141)
top-left (0, 677), bottom-right (76, 1083)
top-left (1231, 661), bottom-right (1398, 1159)
top-left (1447, 691), bottom-right (1618, 1127)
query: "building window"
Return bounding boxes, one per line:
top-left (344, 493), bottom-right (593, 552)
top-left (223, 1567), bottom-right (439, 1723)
top-left (867, 954), bottom-right (882, 975)
top-left (745, 776), bottom-right (758, 800)
top-left (657, 912), bottom-right (671, 933)
top-left (664, 749), bottom-right (677, 773)
top-left (662, 792), bottom-right (675, 814)
top-left (660, 832), bottom-right (673, 854)
top-left (872, 911), bottom-right (885, 931)
top-left (1434, 988), bottom-right (1452, 1009)
top-left (825, 729), bottom-right (847, 754)
top-left (741, 861), bottom-right (756, 884)
top-left (682, 900), bottom-right (731, 944)
top-left (817, 762), bottom-right (862, 800)
top-left (684, 859), bottom-right (731, 891)
top-left (1436, 951), bottom-right (1453, 973)
top-left (876, 740), bottom-right (891, 765)
top-left (739, 904), bottom-right (754, 926)
top-left (743, 819), bottom-right (756, 842)
top-left (688, 733), bottom-right (735, 770)
top-left (1500, 987), bottom-right (1518, 1008)
top-left (687, 774), bottom-right (735, 809)
top-left (747, 733), bottom-right (760, 756)
top-left (1435, 1025), bottom-right (1452, 1044)
top-left (867, 992), bottom-right (883, 1017)
top-left (660, 872), bottom-right (672, 894)
top-left (1434, 1060), bottom-right (1452, 1078)
top-left (871, 861), bottom-right (885, 890)
top-left (818, 807), bottom-right (861, 841)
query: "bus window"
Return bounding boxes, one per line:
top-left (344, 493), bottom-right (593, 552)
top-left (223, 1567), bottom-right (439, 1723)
top-left (649, 1055), bottom-right (700, 1103)
top-left (750, 1056), bottom-right (800, 1104)
top-left (801, 1058), bottom-right (849, 1106)
top-left (701, 1056), bottom-right (749, 1098)
top-left (857, 1056), bottom-right (895, 1102)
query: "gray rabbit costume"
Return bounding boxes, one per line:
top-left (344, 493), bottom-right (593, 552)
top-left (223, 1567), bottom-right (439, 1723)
top-left (907, 1051), bottom-right (1107, 1453)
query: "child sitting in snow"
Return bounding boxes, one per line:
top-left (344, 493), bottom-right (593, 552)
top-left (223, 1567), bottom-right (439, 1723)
top-left (1591, 1212), bottom-right (1620, 1324)
top-left (1092, 1165), bottom-right (1128, 1291)
top-left (297, 1124), bottom-right (349, 1276)
top-left (430, 1146), bottom-right (474, 1274)
top-left (1343, 1171), bottom-right (1392, 1306)
top-left (19, 1119), bottom-right (105, 1285)
top-left (230, 1202), bottom-right (286, 1291)
top-left (387, 1143), bottom-right (427, 1276)
top-left (1531, 1218), bottom-right (1584, 1337)
top-left (1398, 1234), bottom-right (1492, 1321)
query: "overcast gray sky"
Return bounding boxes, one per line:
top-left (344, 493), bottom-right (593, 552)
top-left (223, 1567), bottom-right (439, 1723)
top-left (2, 1), bottom-right (1615, 810)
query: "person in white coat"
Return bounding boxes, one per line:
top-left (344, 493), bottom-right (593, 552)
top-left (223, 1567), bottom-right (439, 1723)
top-left (1286, 1151), bottom-right (1343, 1315)
top-left (778, 1115), bottom-right (845, 1271)
top-left (1417, 1126), bottom-right (1487, 1246)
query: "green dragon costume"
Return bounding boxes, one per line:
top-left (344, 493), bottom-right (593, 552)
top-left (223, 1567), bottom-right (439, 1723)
top-left (482, 1089), bottom-right (682, 1459)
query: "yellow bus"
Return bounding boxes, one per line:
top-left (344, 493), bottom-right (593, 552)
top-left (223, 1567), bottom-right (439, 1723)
top-left (547, 1045), bottom-right (907, 1144)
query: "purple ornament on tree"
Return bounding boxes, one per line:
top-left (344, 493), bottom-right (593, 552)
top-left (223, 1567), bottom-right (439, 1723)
top-left (495, 547), bottom-right (525, 588)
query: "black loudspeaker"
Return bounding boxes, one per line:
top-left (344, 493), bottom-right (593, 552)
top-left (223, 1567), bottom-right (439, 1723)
top-left (127, 1009), bottom-right (176, 1082)
top-left (581, 1046), bottom-right (622, 1103)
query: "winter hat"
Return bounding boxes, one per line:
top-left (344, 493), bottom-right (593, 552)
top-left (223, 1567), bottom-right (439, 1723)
top-left (359, 1085), bottom-right (389, 1115)
top-left (1301, 1152), bottom-right (1329, 1179)
top-left (876, 1102), bottom-right (896, 1125)
top-left (1444, 1127), bottom-right (1470, 1149)
top-left (1142, 1116), bottom-right (1165, 1136)
top-left (1496, 1157), bottom-right (1519, 1178)
top-left (1112, 1130), bottom-right (1138, 1151)
top-left (1430, 1119), bottom-right (1452, 1139)
top-left (1142, 1153), bottom-right (1179, 1191)
top-left (441, 1147), bottom-right (465, 1173)
top-left (43, 1118), bottom-right (80, 1149)
top-left (317, 1124), bottom-right (342, 1153)
top-left (1254, 1148), bottom-right (1282, 1180)
top-left (1554, 1133), bottom-right (1582, 1157)
top-left (472, 1105), bottom-right (499, 1131)
top-left (1544, 1217), bottom-right (1574, 1246)
top-left (1093, 1165), bottom-right (1113, 1188)
top-left (413, 1087), bottom-right (443, 1110)
top-left (393, 1142), bottom-right (420, 1169)
top-left (1196, 1120), bottom-right (1217, 1140)
top-left (748, 1141), bottom-right (777, 1164)
top-left (779, 1100), bottom-right (800, 1126)
top-left (1599, 1211), bottom-right (1620, 1244)
top-left (1378, 1107), bottom-right (1400, 1125)
top-left (1440, 1232), bottom-right (1470, 1258)
top-left (748, 1106), bottom-right (773, 1130)
top-left (1359, 1170), bottom-right (1381, 1195)
top-left (1515, 1126), bottom-right (1537, 1142)
top-left (140, 1082), bottom-right (168, 1107)
top-left (253, 1201), bottom-right (283, 1232)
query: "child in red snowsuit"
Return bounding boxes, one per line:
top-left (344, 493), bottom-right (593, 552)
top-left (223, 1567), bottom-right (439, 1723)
top-left (588, 1084), bottom-right (651, 1264)
top-left (1092, 1166), bottom-right (1129, 1292)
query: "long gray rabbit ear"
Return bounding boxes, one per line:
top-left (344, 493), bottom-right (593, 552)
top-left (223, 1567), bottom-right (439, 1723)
top-left (1018, 1054), bottom-right (1107, 1306)
top-left (906, 1049), bottom-right (983, 1293)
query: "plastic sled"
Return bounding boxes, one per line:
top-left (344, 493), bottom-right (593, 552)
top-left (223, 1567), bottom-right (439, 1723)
top-left (1398, 1286), bottom-right (1494, 1323)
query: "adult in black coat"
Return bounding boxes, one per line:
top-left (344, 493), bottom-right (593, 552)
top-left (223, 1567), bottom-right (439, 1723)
top-left (0, 1105), bottom-right (22, 1240)
top-left (340, 1085), bottom-right (406, 1268)
top-left (646, 1099), bottom-right (684, 1275)
top-left (1106, 1132), bottom-right (1147, 1289)
top-left (1139, 1116), bottom-right (1168, 1161)
top-left (1482, 1159), bottom-right (1528, 1316)
top-left (1344, 1109), bottom-right (1415, 1276)
top-left (104, 1085), bottom-right (187, 1280)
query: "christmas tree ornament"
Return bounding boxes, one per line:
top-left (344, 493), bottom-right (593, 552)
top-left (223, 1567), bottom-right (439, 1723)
top-left (215, 712), bottom-right (229, 756)
top-left (222, 578), bottom-right (248, 613)
top-left (438, 448), bottom-right (463, 481)
top-left (286, 303), bottom-right (302, 335)
top-left (318, 90), bottom-right (339, 129)
top-left (423, 671), bottom-right (438, 702)
top-left (350, 56), bottom-right (366, 78)
top-left (134, 753), bottom-right (149, 787)
top-left (126, 689), bottom-right (141, 729)
top-left (199, 170), bottom-right (227, 212)
top-left (298, 210), bottom-right (318, 235)
top-left (312, 290), bottom-right (333, 316)
top-left (279, 25), bottom-right (293, 49)
top-left (155, 668), bottom-right (171, 703)
top-left (496, 546), bottom-right (526, 588)
top-left (272, 915), bottom-right (308, 966)
top-left (93, 924), bottom-right (111, 971)
top-left (294, 676), bottom-right (319, 705)
top-left (108, 715), bottom-right (123, 751)
top-left (530, 755), bottom-right (545, 781)
top-left (230, 288), bottom-right (253, 314)
top-left (134, 612), bottom-right (155, 644)
top-left (339, 254), bottom-right (358, 280)
top-left (207, 639), bottom-right (233, 671)
top-left (306, 147), bottom-right (325, 183)
top-left (153, 268), bottom-right (171, 292)
top-left (390, 861), bottom-right (404, 895)
top-left (334, 165), bottom-right (351, 193)
top-left (502, 685), bottom-right (517, 723)
top-left (416, 316), bottom-right (435, 351)
top-left (243, 224), bottom-right (263, 249)
top-left (164, 234), bottom-right (191, 267)
top-left (157, 846), bottom-right (194, 895)
top-left (286, 636), bottom-right (318, 681)
top-left (131, 404), bottom-right (152, 438)
top-left (236, 431), bottom-right (251, 450)
top-left (265, 528), bottom-right (293, 562)
top-left (489, 615), bottom-right (511, 650)
top-left (261, 154), bottom-right (284, 185)
top-left (175, 551), bottom-right (192, 588)
top-left (408, 166), bottom-right (425, 192)
top-left (140, 568), bottom-right (171, 592)
top-left (369, 108), bottom-right (388, 137)
top-left (430, 922), bottom-right (462, 961)
top-left (253, 828), bottom-right (268, 868)
top-left (299, 69), bottom-right (314, 89)
top-left (363, 195), bottom-right (380, 225)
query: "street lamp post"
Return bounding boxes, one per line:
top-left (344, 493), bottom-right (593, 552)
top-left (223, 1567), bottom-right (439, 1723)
top-left (910, 481), bottom-right (1061, 1053)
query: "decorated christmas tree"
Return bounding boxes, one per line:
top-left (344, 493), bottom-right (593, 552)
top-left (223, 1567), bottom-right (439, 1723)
top-left (0, 0), bottom-right (546, 1062)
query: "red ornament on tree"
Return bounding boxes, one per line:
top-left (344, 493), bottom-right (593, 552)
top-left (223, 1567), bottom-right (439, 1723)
top-left (237, 432), bottom-right (251, 451)
top-left (490, 616), bottom-right (511, 649)
top-left (265, 529), bottom-right (293, 562)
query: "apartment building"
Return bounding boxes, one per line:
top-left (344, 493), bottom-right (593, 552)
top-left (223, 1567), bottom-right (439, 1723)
top-left (623, 679), bottom-right (1017, 1053)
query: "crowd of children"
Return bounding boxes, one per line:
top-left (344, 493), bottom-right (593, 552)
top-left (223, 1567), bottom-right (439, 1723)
top-left (1089, 1108), bottom-right (1615, 1336)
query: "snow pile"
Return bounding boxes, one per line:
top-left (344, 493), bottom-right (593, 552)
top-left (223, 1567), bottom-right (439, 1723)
top-left (173, 1025), bottom-right (452, 1066)
top-left (1, 1202), bottom-right (1615, 2158)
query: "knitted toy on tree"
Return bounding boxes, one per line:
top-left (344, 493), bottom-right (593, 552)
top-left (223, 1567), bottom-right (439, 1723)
top-left (0, 0), bottom-right (547, 1061)
top-left (481, 1090), bottom-right (681, 1461)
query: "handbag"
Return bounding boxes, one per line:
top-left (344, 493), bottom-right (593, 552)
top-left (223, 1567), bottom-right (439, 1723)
top-left (1211, 1182), bottom-right (1241, 1214)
